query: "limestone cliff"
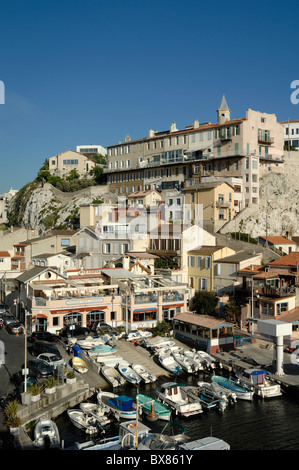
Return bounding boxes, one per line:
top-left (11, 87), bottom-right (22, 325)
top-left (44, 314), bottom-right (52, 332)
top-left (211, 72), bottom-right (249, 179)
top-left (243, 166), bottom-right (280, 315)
top-left (7, 182), bottom-right (110, 231)
top-left (220, 172), bottom-right (299, 238)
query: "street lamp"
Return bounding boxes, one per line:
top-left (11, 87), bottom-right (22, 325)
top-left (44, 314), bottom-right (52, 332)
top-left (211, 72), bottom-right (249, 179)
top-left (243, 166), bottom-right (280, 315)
top-left (23, 309), bottom-right (31, 393)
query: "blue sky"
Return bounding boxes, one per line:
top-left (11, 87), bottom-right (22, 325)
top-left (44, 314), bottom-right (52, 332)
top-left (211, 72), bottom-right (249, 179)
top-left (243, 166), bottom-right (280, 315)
top-left (0, 0), bottom-right (298, 192)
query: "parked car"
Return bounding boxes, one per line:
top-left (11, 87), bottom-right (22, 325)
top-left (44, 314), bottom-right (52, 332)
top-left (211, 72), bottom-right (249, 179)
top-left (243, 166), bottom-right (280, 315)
top-left (36, 352), bottom-right (66, 368)
top-left (12, 371), bottom-right (38, 393)
top-left (28, 331), bottom-right (59, 343)
top-left (32, 341), bottom-right (62, 358)
top-left (22, 359), bottom-right (54, 378)
top-left (3, 313), bottom-right (16, 326)
top-left (0, 303), bottom-right (6, 315)
top-left (90, 321), bottom-right (114, 333)
top-left (6, 322), bottom-right (24, 335)
top-left (59, 325), bottom-right (89, 338)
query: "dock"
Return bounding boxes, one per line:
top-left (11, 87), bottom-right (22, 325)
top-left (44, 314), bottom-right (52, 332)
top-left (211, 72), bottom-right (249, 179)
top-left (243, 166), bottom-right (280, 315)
top-left (6, 334), bottom-right (299, 449)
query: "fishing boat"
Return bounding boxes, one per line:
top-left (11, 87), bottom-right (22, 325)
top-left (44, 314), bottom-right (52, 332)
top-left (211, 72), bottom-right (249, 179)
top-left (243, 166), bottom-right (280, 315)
top-left (67, 409), bottom-right (99, 435)
top-left (158, 353), bottom-right (182, 374)
top-left (181, 385), bottom-right (227, 411)
top-left (101, 365), bottom-right (127, 387)
top-left (117, 361), bottom-right (142, 384)
top-left (172, 351), bottom-right (199, 374)
top-left (235, 369), bottom-right (282, 398)
top-left (178, 437), bottom-right (230, 450)
top-left (72, 356), bottom-right (88, 373)
top-left (125, 330), bottom-right (152, 342)
top-left (152, 340), bottom-right (176, 352)
top-left (33, 418), bottom-right (60, 448)
top-left (72, 420), bottom-right (151, 450)
top-left (137, 393), bottom-right (172, 421)
top-left (97, 391), bottom-right (137, 419)
top-left (131, 363), bottom-right (157, 383)
top-left (156, 382), bottom-right (203, 417)
top-left (211, 375), bottom-right (254, 401)
top-left (142, 336), bottom-right (174, 350)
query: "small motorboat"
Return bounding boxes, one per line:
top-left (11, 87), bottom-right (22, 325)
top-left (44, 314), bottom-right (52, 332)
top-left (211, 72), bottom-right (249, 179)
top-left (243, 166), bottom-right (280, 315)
top-left (72, 356), bottom-right (88, 373)
top-left (71, 421), bottom-right (151, 450)
top-left (131, 363), bottom-right (157, 383)
top-left (33, 418), bottom-right (60, 448)
top-left (172, 352), bottom-right (199, 374)
top-left (87, 345), bottom-right (118, 357)
top-left (195, 350), bottom-right (221, 370)
top-left (97, 391), bottom-right (137, 420)
top-left (76, 335), bottom-right (106, 349)
top-left (96, 355), bottom-right (124, 365)
top-left (156, 382), bottom-right (203, 417)
top-left (158, 353), bottom-right (182, 374)
top-left (79, 402), bottom-right (112, 430)
top-left (181, 385), bottom-right (227, 411)
top-left (117, 361), bottom-right (142, 384)
top-left (137, 393), bottom-right (172, 421)
top-left (211, 375), bottom-right (254, 401)
top-left (197, 380), bottom-right (237, 405)
top-left (101, 365), bottom-right (127, 387)
top-left (67, 409), bottom-right (99, 435)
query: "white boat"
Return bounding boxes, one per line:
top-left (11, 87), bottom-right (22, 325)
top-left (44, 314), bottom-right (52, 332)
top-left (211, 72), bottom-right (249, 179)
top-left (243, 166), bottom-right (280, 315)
top-left (131, 363), bottom-right (157, 383)
top-left (197, 380), bottom-right (237, 405)
top-left (72, 420), bottom-right (151, 450)
top-left (79, 402), bottom-right (112, 430)
top-left (183, 350), bottom-right (206, 370)
top-left (143, 336), bottom-right (173, 349)
top-left (178, 437), bottom-right (230, 450)
top-left (97, 391), bottom-right (137, 420)
top-left (235, 369), bottom-right (282, 398)
top-left (117, 361), bottom-right (142, 384)
top-left (156, 382), bottom-right (203, 417)
top-left (172, 352), bottom-right (199, 373)
top-left (76, 335), bottom-right (106, 349)
top-left (96, 355), bottom-right (124, 365)
top-left (72, 356), bottom-right (88, 373)
top-left (196, 350), bottom-right (221, 370)
top-left (67, 409), bottom-right (99, 435)
top-left (181, 385), bottom-right (227, 411)
top-left (125, 330), bottom-right (152, 342)
top-left (152, 340), bottom-right (176, 352)
top-left (211, 376), bottom-right (254, 402)
top-left (33, 418), bottom-right (60, 448)
top-left (158, 353), bottom-right (182, 374)
top-left (101, 365), bottom-right (127, 387)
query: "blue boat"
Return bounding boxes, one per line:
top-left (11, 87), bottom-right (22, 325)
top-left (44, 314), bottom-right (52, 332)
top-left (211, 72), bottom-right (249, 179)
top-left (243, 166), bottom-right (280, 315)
top-left (97, 391), bottom-right (137, 419)
top-left (87, 345), bottom-right (118, 357)
top-left (211, 375), bottom-right (254, 401)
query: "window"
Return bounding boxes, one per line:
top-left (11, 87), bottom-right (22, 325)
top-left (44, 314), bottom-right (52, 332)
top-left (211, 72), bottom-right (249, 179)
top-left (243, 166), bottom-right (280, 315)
top-left (61, 239), bottom-right (70, 246)
top-left (200, 278), bottom-right (208, 290)
top-left (188, 255), bottom-right (195, 267)
top-left (276, 302), bottom-right (288, 315)
top-left (252, 159), bottom-right (258, 169)
top-left (205, 256), bottom-right (211, 268)
top-left (197, 256), bottom-right (202, 268)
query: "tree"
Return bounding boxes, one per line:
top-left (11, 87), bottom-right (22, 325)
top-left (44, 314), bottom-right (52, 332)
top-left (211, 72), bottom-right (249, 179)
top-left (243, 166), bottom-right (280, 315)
top-left (190, 291), bottom-right (218, 315)
top-left (223, 301), bottom-right (241, 324)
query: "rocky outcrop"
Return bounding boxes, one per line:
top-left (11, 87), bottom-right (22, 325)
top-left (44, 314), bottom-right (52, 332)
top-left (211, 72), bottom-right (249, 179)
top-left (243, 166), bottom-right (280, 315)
top-left (7, 182), bottom-right (111, 231)
top-left (220, 172), bottom-right (299, 238)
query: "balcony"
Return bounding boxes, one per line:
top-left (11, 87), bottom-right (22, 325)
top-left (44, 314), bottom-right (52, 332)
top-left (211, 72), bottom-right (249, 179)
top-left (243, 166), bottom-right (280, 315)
top-left (258, 131), bottom-right (274, 145)
top-left (216, 200), bottom-right (231, 208)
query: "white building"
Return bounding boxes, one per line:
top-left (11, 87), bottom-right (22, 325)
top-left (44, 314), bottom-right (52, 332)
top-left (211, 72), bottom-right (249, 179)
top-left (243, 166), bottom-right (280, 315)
top-left (76, 145), bottom-right (107, 156)
top-left (281, 120), bottom-right (299, 149)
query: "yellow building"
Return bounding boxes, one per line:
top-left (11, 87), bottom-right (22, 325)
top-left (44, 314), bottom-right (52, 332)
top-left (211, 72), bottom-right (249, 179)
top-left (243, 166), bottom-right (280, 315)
top-left (183, 181), bottom-right (235, 233)
top-left (187, 245), bottom-right (235, 292)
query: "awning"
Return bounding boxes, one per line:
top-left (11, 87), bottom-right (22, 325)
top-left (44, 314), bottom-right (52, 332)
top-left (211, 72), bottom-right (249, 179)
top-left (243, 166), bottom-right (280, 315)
top-left (133, 308), bottom-right (157, 313)
top-left (162, 304), bottom-right (184, 309)
top-left (50, 306), bottom-right (107, 314)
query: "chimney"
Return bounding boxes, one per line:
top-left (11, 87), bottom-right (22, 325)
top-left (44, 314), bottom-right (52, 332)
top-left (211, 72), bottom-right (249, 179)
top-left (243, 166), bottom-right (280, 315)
top-left (170, 122), bottom-right (178, 133)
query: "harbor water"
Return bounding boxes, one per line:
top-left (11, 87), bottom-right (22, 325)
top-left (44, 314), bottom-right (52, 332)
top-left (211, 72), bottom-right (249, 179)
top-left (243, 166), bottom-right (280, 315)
top-left (55, 372), bottom-right (299, 451)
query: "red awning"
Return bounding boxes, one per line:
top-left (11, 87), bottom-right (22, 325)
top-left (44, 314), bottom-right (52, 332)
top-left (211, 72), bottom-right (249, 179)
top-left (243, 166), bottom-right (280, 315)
top-left (162, 304), bottom-right (184, 309)
top-left (50, 306), bottom-right (107, 315)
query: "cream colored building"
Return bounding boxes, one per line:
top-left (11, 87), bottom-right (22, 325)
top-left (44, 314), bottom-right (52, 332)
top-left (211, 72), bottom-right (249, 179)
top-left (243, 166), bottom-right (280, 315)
top-left (105, 96), bottom-right (284, 208)
top-left (48, 150), bottom-right (96, 178)
top-left (187, 245), bottom-right (236, 292)
top-left (183, 181), bottom-right (235, 232)
top-left (127, 190), bottom-right (162, 208)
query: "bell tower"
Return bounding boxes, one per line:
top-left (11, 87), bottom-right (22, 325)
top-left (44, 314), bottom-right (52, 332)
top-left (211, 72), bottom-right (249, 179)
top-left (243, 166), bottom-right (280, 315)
top-left (217, 94), bottom-right (231, 124)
